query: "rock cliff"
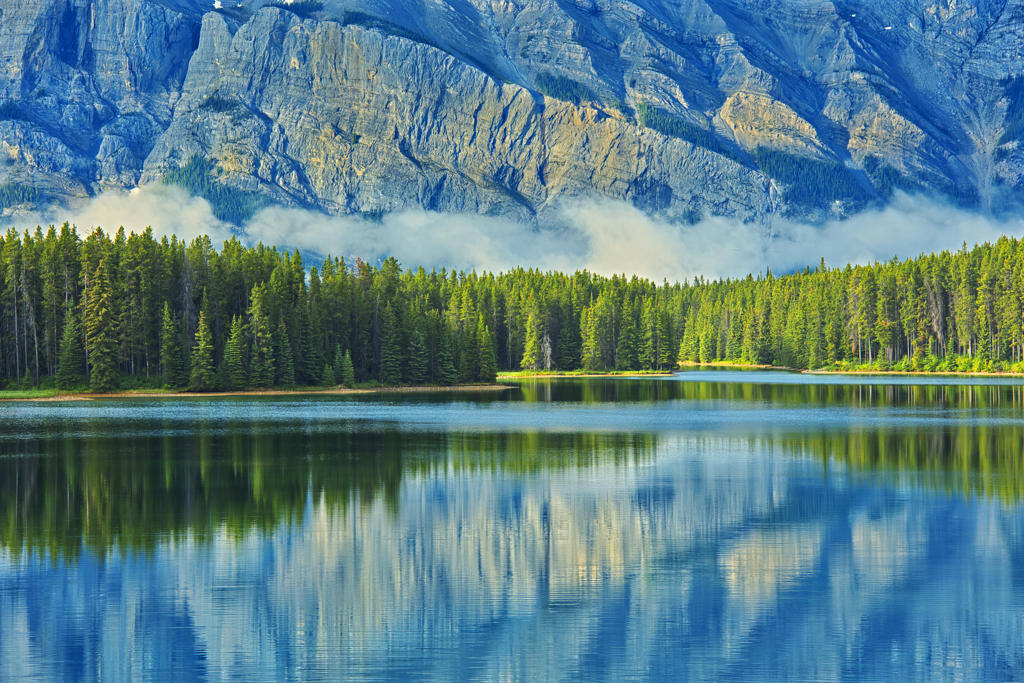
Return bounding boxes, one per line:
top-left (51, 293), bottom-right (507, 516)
top-left (1, 0), bottom-right (1023, 223)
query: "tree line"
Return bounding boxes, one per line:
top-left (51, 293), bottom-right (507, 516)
top-left (3, 224), bottom-right (1024, 392)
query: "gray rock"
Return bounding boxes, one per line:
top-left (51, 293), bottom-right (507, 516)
top-left (2, 0), bottom-right (1023, 222)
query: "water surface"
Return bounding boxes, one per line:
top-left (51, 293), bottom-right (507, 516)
top-left (2, 371), bottom-right (1023, 681)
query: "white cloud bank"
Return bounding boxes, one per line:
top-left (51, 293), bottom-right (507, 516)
top-left (10, 186), bottom-right (1024, 282)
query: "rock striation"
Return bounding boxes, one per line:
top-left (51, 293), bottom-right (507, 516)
top-left (1, 0), bottom-right (1023, 223)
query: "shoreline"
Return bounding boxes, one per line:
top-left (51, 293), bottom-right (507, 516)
top-left (681, 361), bottom-right (1024, 378)
top-left (498, 371), bottom-right (675, 379)
top-left (0, 384), bottom-right (516, 403)
top-left (804, 369), bottom-right (1024, 378)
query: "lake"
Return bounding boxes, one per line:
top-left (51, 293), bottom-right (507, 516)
top-left (1, 370), bottom-right (1023, 681)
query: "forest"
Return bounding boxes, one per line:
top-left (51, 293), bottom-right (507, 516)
top-left (3, 224), bottom-right (1024, 392)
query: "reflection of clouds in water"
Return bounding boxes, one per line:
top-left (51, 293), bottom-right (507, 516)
top-left (2, 436), bottom-right (1023, 680)
top-left (721, 525), bottom-right (824, 646)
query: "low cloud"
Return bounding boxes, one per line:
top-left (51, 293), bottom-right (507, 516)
top-left (16, 184), bottom-right (235, 245)
top-left (8, 188), bottom-right (1024, 282)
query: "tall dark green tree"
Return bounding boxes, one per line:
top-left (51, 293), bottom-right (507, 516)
top-left (55, 302), bottom-right (85, 390)
top-left (159, 302), bottom-right (185, 388)
top-left (189, 311), bottom-right (216, 392)
top-left (436, 327), bottom-right (459, 386)
top-left (222, 314), bottom-right (247, 390)
top-left (339, 348), bottom-right (356, 387)
top-left (248, 284), bottom-right (275, 388)
top-left (84, 259), bottom-right (119, 393)
top-left (274, 321), bottom-right (296, 387)
top-left (380, 304), bottom-right (402, 385)
top-left (406, 327), bottom-right (429, 384)
top-left (477, 315), bottom-right (498, 383)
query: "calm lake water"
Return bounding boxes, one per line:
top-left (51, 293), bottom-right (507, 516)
top-left (2, 370), bottom-right (1024, 681)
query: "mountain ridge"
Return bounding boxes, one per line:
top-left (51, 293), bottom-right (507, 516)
top-left (1, 0), bottom-right (1023, 224)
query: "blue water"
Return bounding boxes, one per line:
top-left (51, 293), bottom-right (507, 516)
top-left (1, 372), bottom-right (1023, 681)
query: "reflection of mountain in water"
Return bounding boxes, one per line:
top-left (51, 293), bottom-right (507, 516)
top-left (0, 424), bottom-right (654, 556)
top-left (2, 435), bottom-right (1022, 680)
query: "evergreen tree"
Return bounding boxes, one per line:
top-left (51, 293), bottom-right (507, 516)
top-left (84, 259), bottom-right (119, 393)
top-left (405, 328), bottom-right (429, 385)
top-left (339, 348), bottom-right (356, 387)
top-left (639, 298), bottom-right (658, 369)
top-left (436, 327), bottom-right (459, 385)
top-left (298, 314), bottom-right (323, 385)
top-left (189, 311), bottom-right (216, 391)
top-left (274, 321), bottom-right (296, 386)
top-left (477, 315), bottom-right (498, 383)
top-left (55, 302), bottom-right (85, 390)
top-left (380, 304), bottom-right (402, 385)
top-left (248, 284), bottom-right (275, 388)
top-left (160, 302), bottom-right (185, 388)
top-left (617, 298), bottom-right (640, 370)
top-left (222, 315), bottom-right (247, 390)
top-left (521, 310), bottom-right (543, 370)
top-left (322, 362), bottom-right (336, 386)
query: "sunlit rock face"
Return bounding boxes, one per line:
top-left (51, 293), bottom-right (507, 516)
top-left (2, 0), bottom-right (1024, 221)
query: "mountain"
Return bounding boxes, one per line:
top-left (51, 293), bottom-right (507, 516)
top-left (1, 0), bottom-right (1023, 225)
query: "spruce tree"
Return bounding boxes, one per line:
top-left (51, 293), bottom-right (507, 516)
top-left (222, 315), bottom-right (247, 391)
top-left (477, 315), bottom-right (498, 383)
top-left (55, 302), bottom-right (85, 390)
top-left (405, 327), bottom-right (429, 385)
top-left (160, 302), bottom-right (185, 388)
top-left (436, 327), bottom-right (459, 386)
top-left (380, 304), bottom-right (402, 385)
top-left (189, 311), bottom-right (216, 392)
top-left (617, 298), bottom-right (640, 370)
top-left (274, 321), bottom-right (296, 386)
top-left (298, 315), bottom-right (322, 385)
top-left (248, 284), bottom-right (275, 388)
top-left (639, 298), bottom-right (658, 369)
top-left (84, 260), bottom-right (119, 393)
top-left (322, 362), bottom-right (336, 386)
top-left (521, 311), bottom-right (542, 370)
top-left (339, 348), bottom-right (356, 387)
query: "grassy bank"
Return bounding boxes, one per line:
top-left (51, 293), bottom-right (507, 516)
top-left (0, 384), bottom-right (515, 402)
top-left (680, 360), bottom-right (1024, 378)
top-left (498, 370), bottom-right (674, 379)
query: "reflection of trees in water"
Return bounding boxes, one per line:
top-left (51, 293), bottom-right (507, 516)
top-left (776, 425), bottom-right (1024, 503)
top-left (0, 423), bottom-right (654, 557)
top-left (3, 435), bottom-right (1022, 681)
top-left (517, 377), bottom-right (1024, 411)
top-left (522, 378), bottom-right (1024, 503)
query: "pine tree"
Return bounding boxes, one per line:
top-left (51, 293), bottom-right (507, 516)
top-left (189, 311), bottom-right (216, 391)
top-left (297, 314), bottom-right (322, 385)
top-left (274, 321), bottom-right (296, 386)
top-left (639, 298), bottom-right (658, 369)
top-left (680, 306), bottom-right (699, 363)
top-left (339, 348), bottom-right (356, 387)
top-left (248, 284), bottom-right (275, 388)
top-left (436, 327), bottom-right (459, 386)
top-left (160, 302), bottom-right (185, 388)
top-left (55, 302), bottom-right (85, 390)
top-left (617, 298), bottom-right (640, 370)
top-left (84, 259), bottom-right (119, 393)
top-left (477, 314), bottom-right (498, 383)
top-left (380, 304), bottom-right (402, 385)
top-left (521, 310), bottom-right (542, 370)
top-left (405, 328), bottom-right (429, 384)
top-left (322, 362), bottom-right (336, 386)
top-left (222, 314), bottom-right (247, 390)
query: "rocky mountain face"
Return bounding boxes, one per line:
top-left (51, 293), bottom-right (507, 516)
top-left (1, 0), bottom-right (1023, 224)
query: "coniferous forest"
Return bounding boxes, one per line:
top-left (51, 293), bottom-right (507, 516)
top-left (3, 224), bottom-right (1024, 392)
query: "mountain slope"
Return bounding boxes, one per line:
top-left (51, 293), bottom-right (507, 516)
top-left (1, 0), bottom-right (1023, 223)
